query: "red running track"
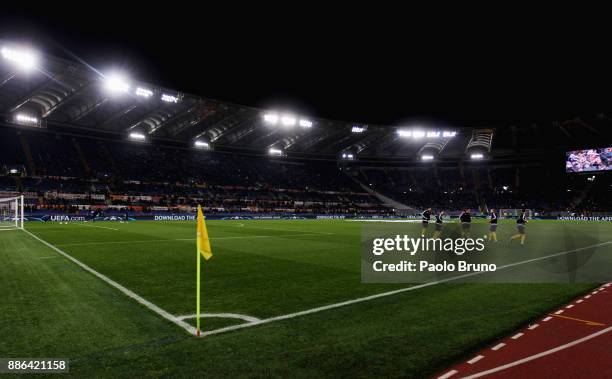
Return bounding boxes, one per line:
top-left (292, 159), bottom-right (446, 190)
top-left (437, 282), bottom-right (612, 379)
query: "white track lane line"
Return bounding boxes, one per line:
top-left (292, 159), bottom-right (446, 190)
top-left (555, 310), bottom-right (564, 314)
top-left (576, 299), bottom-right (584, 304)
top-left (543, 317), bottom-right (552, 322)
top-left (566, 304), bottom-right (574, 309)
top-left (585, 295), bottom-right (592, 299)
top-left (200, 241), bottom-right (612, 337)
top-left (528, 324), bottom-right (539, 330)
top-left (511, 333), bottom-right (524, 340)
top-left (438, 369), bottom-right (458, 379)
top-left (22, 229), bottom-right (197, 335)
top-left (467, 355), bottom-right (484, 364)
top-left (491, 343), bottom-right (506, 351)
top-left (462, 327), bottom-right (612, 379)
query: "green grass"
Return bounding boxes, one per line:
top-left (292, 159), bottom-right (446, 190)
top-left (0, 219), bottom-right (610, 378)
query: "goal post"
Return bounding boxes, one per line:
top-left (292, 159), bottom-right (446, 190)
top-left (0, 195), bottom-right (24, 230)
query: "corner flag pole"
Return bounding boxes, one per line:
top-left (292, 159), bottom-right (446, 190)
top-left (195, 204), bottom-right (213, 337)
top-left (196, 244), bottom-right (201, 336)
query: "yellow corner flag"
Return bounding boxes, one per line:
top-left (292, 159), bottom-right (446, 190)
top-left (196, 205), bottom-right (212, 336)
top-left (197, 205), bottom-right (213, 260)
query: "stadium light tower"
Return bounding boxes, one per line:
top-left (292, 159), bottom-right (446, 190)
top-left (470, 153), bottom-right (484, 160)
top-left (421, 154), bottom-right (435, 161)
top-left (194, 140), bottom-right (210, 149)
top-left (104, 73), bottom-right (130, 94)
top-left (1, 46), bottom-right (38, 71)
top-left (263, 113), bottom-right (279, 124)
top-left (269, 147), bottom-right (283, 156)
top-left (281, 115), bottom-right (296, 127)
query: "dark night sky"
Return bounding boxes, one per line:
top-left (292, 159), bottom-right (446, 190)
top-left (1, 6), bottom-right (611, 127)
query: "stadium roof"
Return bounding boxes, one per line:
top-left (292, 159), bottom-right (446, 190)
top-left (1, 40), bottom-right (610, 160)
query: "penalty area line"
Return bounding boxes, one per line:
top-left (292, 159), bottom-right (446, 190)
top-left (200, 240), bottom-right (612, 337)
top-left (22, 229), bottom-right (197, 336)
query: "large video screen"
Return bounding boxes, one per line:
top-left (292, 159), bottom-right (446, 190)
top-left (566, 147), bottom-right (612, 173)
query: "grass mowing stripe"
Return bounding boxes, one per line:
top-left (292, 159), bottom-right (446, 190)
top-left (22, 228), bottom-right (197, 336)
top-left (200, 240), bottom-right (612, 337)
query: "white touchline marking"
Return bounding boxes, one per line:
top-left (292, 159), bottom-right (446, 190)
top-left (176, 313), bottom-right (262, 323)
top-left (511, 333), bottom-right (524, 340)
top-left (467, 355), bottom-right (484, 364)
top-left (585, 295), bottom-right (592, 299)
top-left (438, 369), bottom-right (458, 379)
top-left (566, 304), bottom-right (574, 309)
top-left (528, 324), bottom-right (539, 330)
top-left (491, 343), bottom-right (506, 351)
top-left (462, 326), bottom-right (612, 379)
top-left (555, 310), bottom-right (564, 314)
top-left (200, 240), bottom-right (612, 337)
top-left (55, 233), bottom-right (332, 247)
top-left (543, 317), bottom-right (552, 322)
top-left (22, 229), bottom-right (197, 336)
top-left (576, 299), bottom-right (584, 304)
top-left (38, 256), bottom-right (58, 259)
top-left (75, 223), bottom-right (120, 231)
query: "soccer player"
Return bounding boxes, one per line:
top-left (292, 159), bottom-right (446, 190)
top-left (432, 210), bottom-right (444, 239)
top-left (459, 208), bottom-right (471, 237)
top-left (488, 208), bottom-right (498, 242)
top-left (421, 208), bottom-right (432, 237)
top-left (510, 209), bottom-right (527, 245)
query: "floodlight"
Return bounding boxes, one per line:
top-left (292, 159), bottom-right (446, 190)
top-left (426, 131), bottom-right (440, 138)
top-left (1, 46), bottom-right (38, 71)
top-left (421, 154), bottom-right (434, 160)
top-left (263, 113), bottom-right (279, 124)
top-left (351, 126), bottom-right (366, 133)
top-left (129, 132), bottom-right (146, 141)
top-left (299, 119), bottom-right (313, 128)
top-left (347, 154), bottom-right (354, 159)
top-left (412, 131), bottom-right (425, 139)
top-left (470, 153), bottom-right (484, 159)
top-left (14, 113), bottom-right (38, 124)
top-left (443, 131), bottom-right (457, 138)
top-left (135, 87), bottom-right (153, 98)
top-left (342, 153), bottom-right (347, 158)
top-left (281, 115), bottom-right (296, 127)
top-left (9, 169), bottom-right (18, 174)
top-left (194, 140), bottom-right (210, 149)
top-left (161, 94), bottom-right (179, 103)
top-left (104, 73), bottom-right (130, 94)
top-left (397, 130), bottom-right (412, 137)
top-left (269, 148), bottom-right (283, 156)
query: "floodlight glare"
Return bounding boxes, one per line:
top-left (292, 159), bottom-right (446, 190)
top-left (422, 154), bottom-right (434, 160)
top-left (161, 94), bottom-right (179, 103)
top-left (470, 153), bottom-right (484, 159)
top-left (351, 126), bottom-right (365, 133)
top-left (281, 115), bottom-right (296, 127)
top-left (269, 148), bottom-right (283, 156)
top-left (299, 119), bottom-right (313, 128)
top-left (194, 140), bottom-right (210, 149)
top-left (135, 87), bottom-right (153, 98)
top-left (104, 74), bottom-right (130, 94)
top-left (129, 132), bottom-right (146, 141)
top-left (443, 131), bottom-right (457, 138)
top-left (426, 131), bottom-right (440, 138)
top-left (397, 130), bottom-right (412, 137)
top-left (1, 46), bottom-right (38, 71)
top-left (263, 113), bottom-right (279, 124)
top-left (14, 113), bottom-right (38, 124)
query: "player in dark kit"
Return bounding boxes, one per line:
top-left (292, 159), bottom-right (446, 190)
top-left (432, 211), bottom-right (444, 239)
top-left (488, 209), bottom-right (498, 242)
top-left (421, 208), bottom-right (432, 237)
top-left (510, 209), bottom-right (527, 245)
top-left (459, 208), bottom-right (472, 237)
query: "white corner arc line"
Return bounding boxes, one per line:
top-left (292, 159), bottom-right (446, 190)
top-left (22, 229), bottom-right (197, 335)
top-left (462, 326), bottom-right (612, 379)
top-left (438, 369), bottom-right (458, 379)
top-left (177, 313), bottom-right (261, 323)
top-left (200, 240), bottom-right (612, 337)
top-left (467, 355), bottom-right (484, 364)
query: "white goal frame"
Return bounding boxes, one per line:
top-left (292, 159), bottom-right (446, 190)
top-left (0, 195), bottom-right (24, 230)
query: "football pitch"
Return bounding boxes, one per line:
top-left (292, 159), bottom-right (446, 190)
top-left (1, 219), bottom-right (611, 377)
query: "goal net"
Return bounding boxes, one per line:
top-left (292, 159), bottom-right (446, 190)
top-left (0, 195), bottom-right (24, 231)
